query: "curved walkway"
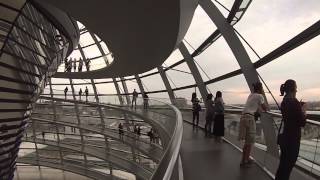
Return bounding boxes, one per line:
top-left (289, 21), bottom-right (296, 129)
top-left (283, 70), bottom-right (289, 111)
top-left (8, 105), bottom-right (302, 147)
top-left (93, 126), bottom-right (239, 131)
top-left (30, 117), bottom-right (163, 162)
top-left (180, 122), bottom-right (272, 180)
top-left (22, 137), bottom-right (152, 180)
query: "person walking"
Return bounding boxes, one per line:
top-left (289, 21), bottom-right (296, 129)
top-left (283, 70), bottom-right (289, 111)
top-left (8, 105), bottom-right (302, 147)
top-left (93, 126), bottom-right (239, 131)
top-left (143, 93), bottom-right (149, 109)
top-left (78, 58), bottom-right (83, 72)
top-left (42, 131), bottom-right (45, 140)
top-left (238, 82), bottom-right (267, 167)
top-left (64, 58), bottom-right (68, 71)
top-left (64, 86), bottom-right (68, 100)
top-left (147, 128), bottom-right (154, 143)
top-left (118, 123), bottom-right (124, 140)
top-left (213, 91), bottom-right (225, 142)
top-left (79, 88), bottom-right (82, 101)
top-left (275, 79), bottom-right (306, 180)
top-left (204, 94), bottom-right (215, 136)
top-left (85, 86), bottom-right (89, 102)
top-left (131, 89), bottom-right (138, 109)
top-left (85, 59), bottom-right (90, 71)
top-left (73, 58), bottom-right (76, 72)
top-left (191, 92), bottom-right (201, 128)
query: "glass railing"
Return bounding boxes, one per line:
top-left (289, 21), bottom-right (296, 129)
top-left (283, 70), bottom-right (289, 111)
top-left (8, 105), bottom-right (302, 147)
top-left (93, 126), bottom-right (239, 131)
top-left (173, 98), bottom-right (320, 178)
top-left (22, 95), bottom-right (183, 180)
top-left (97, 95), bottom-right (184, 180)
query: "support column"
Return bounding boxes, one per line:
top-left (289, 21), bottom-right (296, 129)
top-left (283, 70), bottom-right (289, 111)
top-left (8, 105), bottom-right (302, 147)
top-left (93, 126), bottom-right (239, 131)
top-left (157, 66), bottom-right (176, 104)
top-left (120, 77), bottom-right (131, 105)
top-left (89, 32), bottom-right (124, 105)
top-left (68, 79), bottom-right (88, 169)
top-left (199, 0), bottom-right (260, 91)
top-left (199, 0), bottom-right (278, 158)
top-left (179, 43), bottom-right (208, 101)
top-left (78, 44), bottom-right (111, 161)
top-left (134, 74), bottom-right (145, 98)
top-left (49, 79), bottom-right (64, 165)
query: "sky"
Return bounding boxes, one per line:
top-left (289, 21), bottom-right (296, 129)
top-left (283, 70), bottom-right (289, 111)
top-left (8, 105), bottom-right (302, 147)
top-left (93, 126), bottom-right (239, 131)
top-left (53, 0), bottom-right (320, 105)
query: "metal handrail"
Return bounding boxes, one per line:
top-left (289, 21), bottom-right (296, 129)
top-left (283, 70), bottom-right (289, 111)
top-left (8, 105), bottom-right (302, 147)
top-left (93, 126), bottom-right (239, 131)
top-left (35, 95), bottom-right (184, 180)
top-left (146, 98), bottom-right (183, 180)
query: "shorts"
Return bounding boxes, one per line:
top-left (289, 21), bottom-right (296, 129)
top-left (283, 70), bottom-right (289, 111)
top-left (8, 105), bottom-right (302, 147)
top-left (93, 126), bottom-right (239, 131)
top-left (238, 114), bottom-right (256, 144)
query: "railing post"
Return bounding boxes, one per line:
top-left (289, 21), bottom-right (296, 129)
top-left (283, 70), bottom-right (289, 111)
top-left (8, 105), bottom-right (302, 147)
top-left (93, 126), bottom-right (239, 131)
top-left (120, 77), bottom-right (131, 105)
top-left (157, 66), bottom-right (176, 105)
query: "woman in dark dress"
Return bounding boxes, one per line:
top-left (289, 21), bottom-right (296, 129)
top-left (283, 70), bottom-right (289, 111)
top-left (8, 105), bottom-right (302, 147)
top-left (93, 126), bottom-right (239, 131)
top-left (213, 91), bottom-right (224, 142)
top-left (205, 94), bottom-right (214, 136)
top-left (275, 79), bottom-right (306, 180)
top-left (191, 92), bottom-right (201, 127)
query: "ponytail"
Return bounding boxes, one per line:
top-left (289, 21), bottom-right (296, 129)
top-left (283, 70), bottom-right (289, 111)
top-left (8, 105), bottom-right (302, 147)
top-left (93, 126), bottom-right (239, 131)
top-left (280, 79), bottom-right (296, 96)
top-left (280, 84), bottom-right (285, 96)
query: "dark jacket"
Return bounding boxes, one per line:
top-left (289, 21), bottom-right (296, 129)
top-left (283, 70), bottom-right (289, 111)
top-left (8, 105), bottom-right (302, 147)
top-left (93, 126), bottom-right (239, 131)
top-left (281, 97), bottom-right (306, 144)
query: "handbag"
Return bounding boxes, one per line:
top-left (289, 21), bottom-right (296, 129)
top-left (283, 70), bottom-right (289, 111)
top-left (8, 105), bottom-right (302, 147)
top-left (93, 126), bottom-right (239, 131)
top-left (277, 119), bottom-right (285, 145)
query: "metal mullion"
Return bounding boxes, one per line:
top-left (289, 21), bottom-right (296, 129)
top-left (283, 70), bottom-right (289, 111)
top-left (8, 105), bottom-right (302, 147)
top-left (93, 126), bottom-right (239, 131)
top-left (88, 32), bottom-right (123, 105)
top-left (18, 13), bottom-right (61, 45)
top-left (12, 23), bottom-right (57, 53)
top-left (31, 118), bottom-right (40, 169)
top-left (4, 40), bottom-right (47, 69)
top-left (49, 79), bottom-right (64, 165)
top-left (2, 49), bottom-right (47, 71)
top-left (75, 40), bottom-right (103, 50)
top-left (0, 2), bottom-right (26, 55)
top-left (6, 36), bottom-right (49, 61)
top-left (68, 78), bottom-right (88, 171)
top-left (78, 42), bottom-right (111, 164)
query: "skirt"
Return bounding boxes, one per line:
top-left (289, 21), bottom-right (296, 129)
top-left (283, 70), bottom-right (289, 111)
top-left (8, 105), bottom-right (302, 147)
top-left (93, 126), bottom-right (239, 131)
top-left (213, 114), bottom-right (224, 136)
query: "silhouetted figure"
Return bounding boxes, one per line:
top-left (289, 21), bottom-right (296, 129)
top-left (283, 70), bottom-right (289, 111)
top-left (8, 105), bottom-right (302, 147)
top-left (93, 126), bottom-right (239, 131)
top-left (204, 94), bottom-right (214, 136)
top-left (64, 86), bottom-right (68, 100)
top-left (134, 125), bottom-right (138, 134)
top-left (79, 88), bottom-right (82, 101)
top-left (66, 59), bottom-right (72, 72)
top-left (73, 59), bottom-right (76, 72)
top-left (85, 86), bottom-right (89, 102)
top-left (143, 93), bottom-right (149, 109)
top-left (213, 91), bottom-right (225, 142)
top-left (147, 128), bottom-right (154, 143)
top-left (239, 82), bottom-right (267, 167)
top-left (131, 89), bottom-right (138, 108)
top-left (275, 80), bottom-right (306, 180)
top-left (64, 58), bottom-right (68, 71)
top-left (78, 58), bottom-right (83, 72)
top-left (191, 92), bottom-right (201, 128)
top-left (85, 59), bottom-right (90, 71)
top-left (42, 131), bottom-right (45, 140)
top-left (118, 123), bottom-right (124, 139)
top-left (137, 126), bottom-right (141, 137)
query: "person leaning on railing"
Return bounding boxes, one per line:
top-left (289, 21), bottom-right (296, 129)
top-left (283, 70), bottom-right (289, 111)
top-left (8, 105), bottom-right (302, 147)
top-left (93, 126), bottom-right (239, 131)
top-left (238, 82), bottom-right (267, 167)
top-left (275, 79), bottom-right (306, 180)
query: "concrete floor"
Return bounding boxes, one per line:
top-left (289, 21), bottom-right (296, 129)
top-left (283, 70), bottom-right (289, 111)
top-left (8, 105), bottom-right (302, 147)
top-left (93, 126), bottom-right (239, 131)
top-left (180, 123), bottom-right (272, 180)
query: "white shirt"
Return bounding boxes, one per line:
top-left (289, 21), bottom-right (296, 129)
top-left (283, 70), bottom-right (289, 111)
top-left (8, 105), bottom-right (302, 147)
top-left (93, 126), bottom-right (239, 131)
top-left (243, 93), bottom-right (264, 114)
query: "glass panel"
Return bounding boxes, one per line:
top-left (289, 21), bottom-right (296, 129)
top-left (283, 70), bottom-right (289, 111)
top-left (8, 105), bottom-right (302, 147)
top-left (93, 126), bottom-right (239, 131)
top-left (1, 0), bottom-right (26, 9)
top-left (0, 6), bottom-right (18, 22)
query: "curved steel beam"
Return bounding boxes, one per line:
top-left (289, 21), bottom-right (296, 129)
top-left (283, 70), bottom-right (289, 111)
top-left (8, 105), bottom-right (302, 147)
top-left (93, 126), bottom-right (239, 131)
top-left (199, 0), bottom-right (259, 91)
